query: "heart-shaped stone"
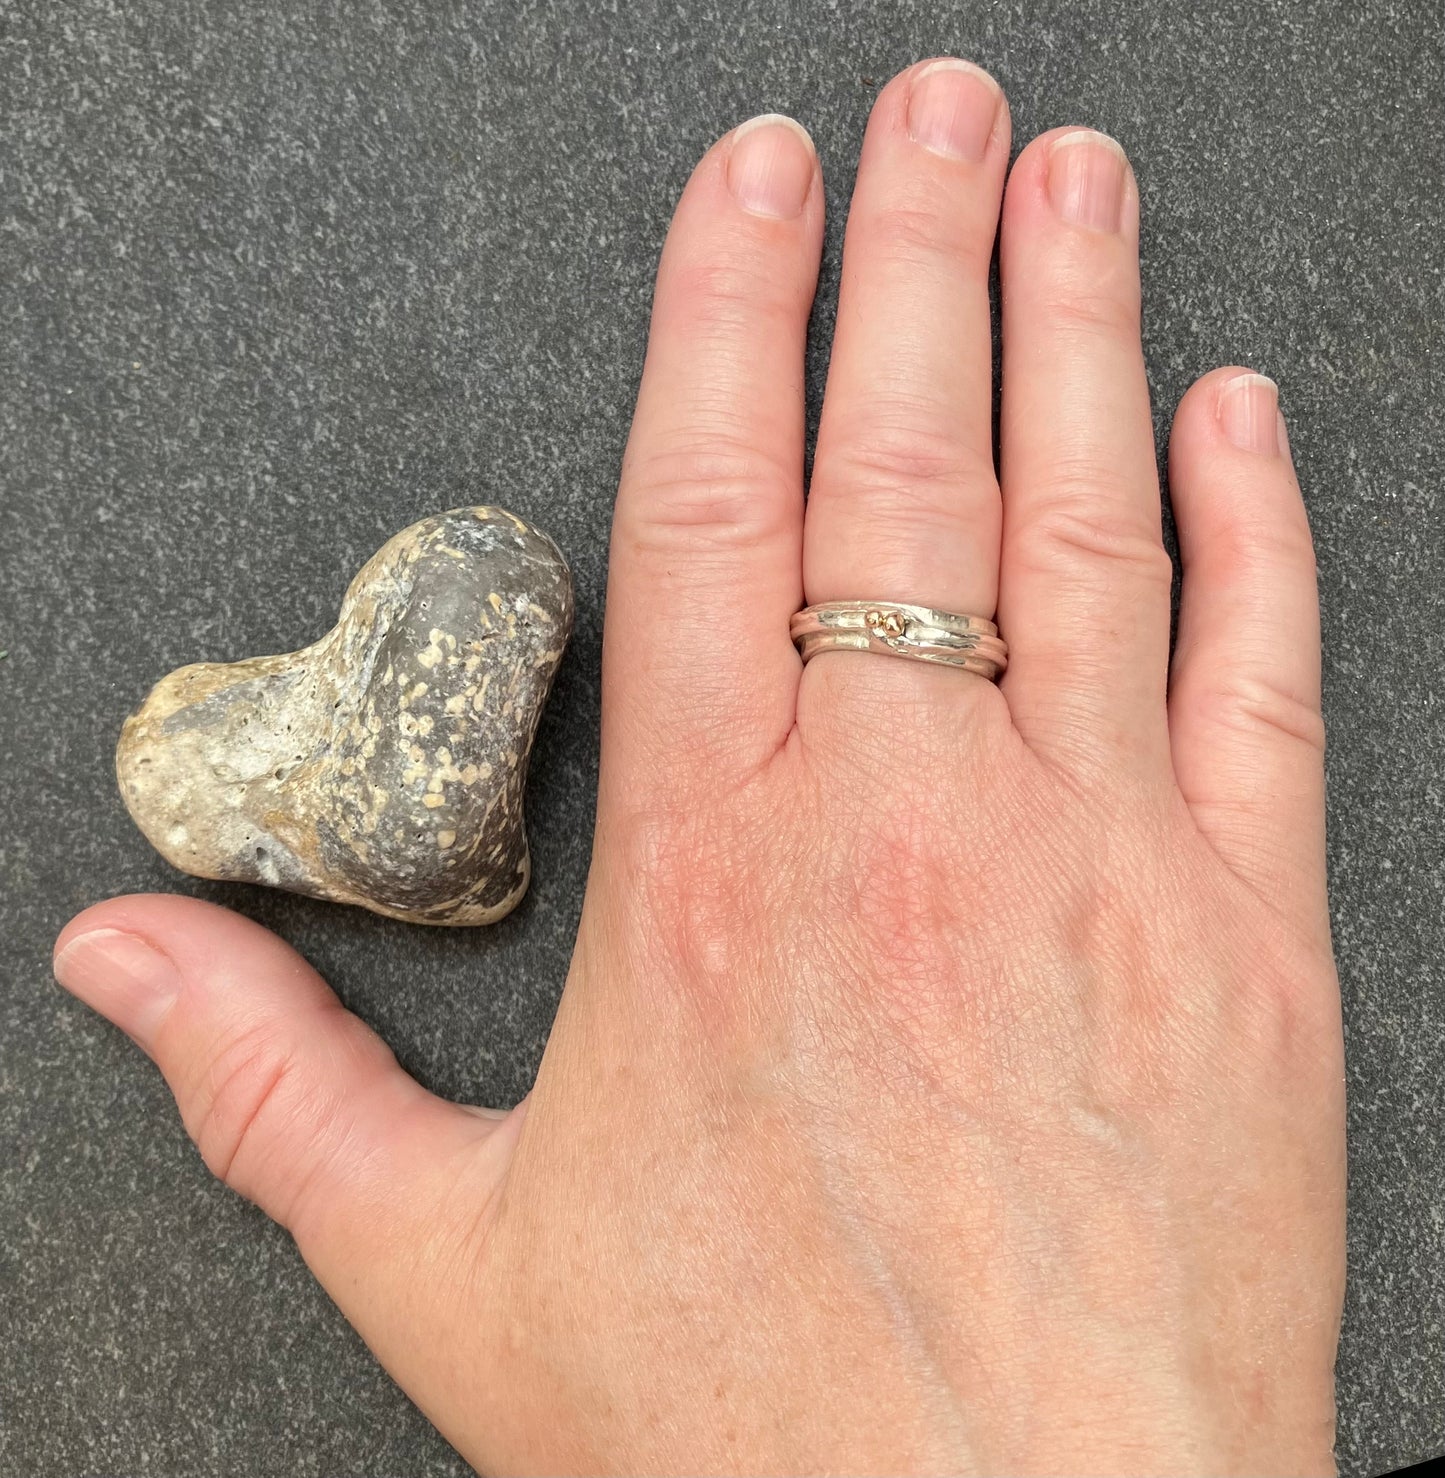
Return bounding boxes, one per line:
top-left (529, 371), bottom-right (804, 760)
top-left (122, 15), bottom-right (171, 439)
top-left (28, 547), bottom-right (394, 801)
top-left (116, 507), bottom-right (573, 925)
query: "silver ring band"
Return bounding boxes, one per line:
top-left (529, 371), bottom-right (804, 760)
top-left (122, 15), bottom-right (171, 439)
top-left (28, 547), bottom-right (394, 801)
top-left (790, 601), bottom-right (1007, 680)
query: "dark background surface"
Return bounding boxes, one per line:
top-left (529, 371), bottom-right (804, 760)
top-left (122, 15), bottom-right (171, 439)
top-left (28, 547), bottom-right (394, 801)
top-left (2, 1), bottom-right (1441, 1473)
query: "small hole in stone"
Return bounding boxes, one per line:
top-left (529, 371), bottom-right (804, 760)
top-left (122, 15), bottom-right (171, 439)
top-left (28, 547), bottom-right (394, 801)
top-left (255, 847), bottom-right (267, 861)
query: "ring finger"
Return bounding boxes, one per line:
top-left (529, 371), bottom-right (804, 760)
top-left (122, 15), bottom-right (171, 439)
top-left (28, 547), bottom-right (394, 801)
top-left (804, 59), bottom-right (1010, 664)
top-left (996, 128), bottom-right (1170, 770)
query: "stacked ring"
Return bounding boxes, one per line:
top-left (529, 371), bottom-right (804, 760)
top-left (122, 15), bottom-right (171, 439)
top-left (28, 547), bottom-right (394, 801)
top-left (790, 600), bottom-right (1008, 680)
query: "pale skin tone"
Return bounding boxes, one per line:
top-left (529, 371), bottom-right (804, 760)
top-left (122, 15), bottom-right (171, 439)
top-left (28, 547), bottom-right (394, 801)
top-left (55, 59), bottom-right (1345, 1476)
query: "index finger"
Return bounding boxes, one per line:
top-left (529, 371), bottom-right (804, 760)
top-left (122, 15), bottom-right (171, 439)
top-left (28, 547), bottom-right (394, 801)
top-left (605, 115), bottom-right (824, 803)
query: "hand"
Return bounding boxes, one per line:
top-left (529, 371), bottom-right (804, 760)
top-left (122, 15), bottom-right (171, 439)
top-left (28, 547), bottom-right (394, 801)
top-left (55, 59), bottom-right (1344, 1476)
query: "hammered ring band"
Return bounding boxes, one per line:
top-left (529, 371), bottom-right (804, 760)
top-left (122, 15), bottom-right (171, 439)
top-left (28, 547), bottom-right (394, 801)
top-left (790, 601), bottom-right (1008, 680)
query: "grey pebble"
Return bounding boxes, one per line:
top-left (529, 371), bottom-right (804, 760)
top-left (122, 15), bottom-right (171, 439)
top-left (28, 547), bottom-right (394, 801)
top-left (116, 508), bottom-right (574, 925)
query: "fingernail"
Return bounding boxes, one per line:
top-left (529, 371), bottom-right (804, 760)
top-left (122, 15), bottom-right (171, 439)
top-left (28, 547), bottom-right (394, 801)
top-left (1047, 130), bottom-right (1128, 232)
top-left (727, 114), bottom-right (815, 219)
top-left (54, 928), bottom-right (181, 1048)
top-left (1218, 373), bottom-right (1281, 455)
top-left (907, 59), bottom-right (1002, 163)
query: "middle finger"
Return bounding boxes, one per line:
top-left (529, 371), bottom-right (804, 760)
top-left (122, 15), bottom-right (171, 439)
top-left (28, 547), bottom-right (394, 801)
top-left (805, 59), bottom-right (1010, 624)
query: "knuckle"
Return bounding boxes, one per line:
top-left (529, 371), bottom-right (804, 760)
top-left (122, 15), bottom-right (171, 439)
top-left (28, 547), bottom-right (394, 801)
top-left (1019, 500), bottom-right (1173, 586)
top-left (864, 195), bottom-right (995, 271)
top-left (842, 819), bottom-right (954, 968)
top-left (1189, 674), bottom-right (1326, 755)
top-left (822, 420), bottom-right (996, 521)
top-left (620, 440), bottom-right (797, 551)
top-left (605, 797), bottom-right (781, 1035)
top-left (1236, 934), bottom-right (1341, 1077)
top-left (664, 257), bottom-right (801, 336)
top-left (1199, 507), bottom-right (1318, 585)
top-left (1049, 867), bottom-right (1207, 1108)
top-left (186, 1020), bottom-right (302, 1192)
top-left (1028, 281), bottom-right (1140, 341)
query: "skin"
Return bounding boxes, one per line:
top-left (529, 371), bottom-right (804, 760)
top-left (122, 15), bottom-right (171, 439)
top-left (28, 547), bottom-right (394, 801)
top-left (54, 59), bottom-right (1345, 1477)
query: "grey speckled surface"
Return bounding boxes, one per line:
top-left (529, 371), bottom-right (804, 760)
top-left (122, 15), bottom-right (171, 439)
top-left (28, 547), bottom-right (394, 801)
top-left (1, 2), bottom-right (1440, 1474)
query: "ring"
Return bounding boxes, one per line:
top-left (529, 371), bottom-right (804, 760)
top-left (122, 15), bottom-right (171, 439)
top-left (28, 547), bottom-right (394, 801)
top-left (790, 601), bottom-right (1008, 680)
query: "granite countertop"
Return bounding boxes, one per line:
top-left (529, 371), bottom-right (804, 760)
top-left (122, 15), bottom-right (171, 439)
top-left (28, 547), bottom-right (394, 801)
top-left (2, 2), bottom-right (1440, 1474)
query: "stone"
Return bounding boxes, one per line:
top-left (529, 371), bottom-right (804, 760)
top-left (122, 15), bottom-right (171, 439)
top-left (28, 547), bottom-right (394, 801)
top-left (116, 507), bottom-right (573, 925)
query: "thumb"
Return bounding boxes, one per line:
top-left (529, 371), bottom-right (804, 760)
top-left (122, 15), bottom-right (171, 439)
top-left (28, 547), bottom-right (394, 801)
top-left (53, 894), bottom-right (521, 1408)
